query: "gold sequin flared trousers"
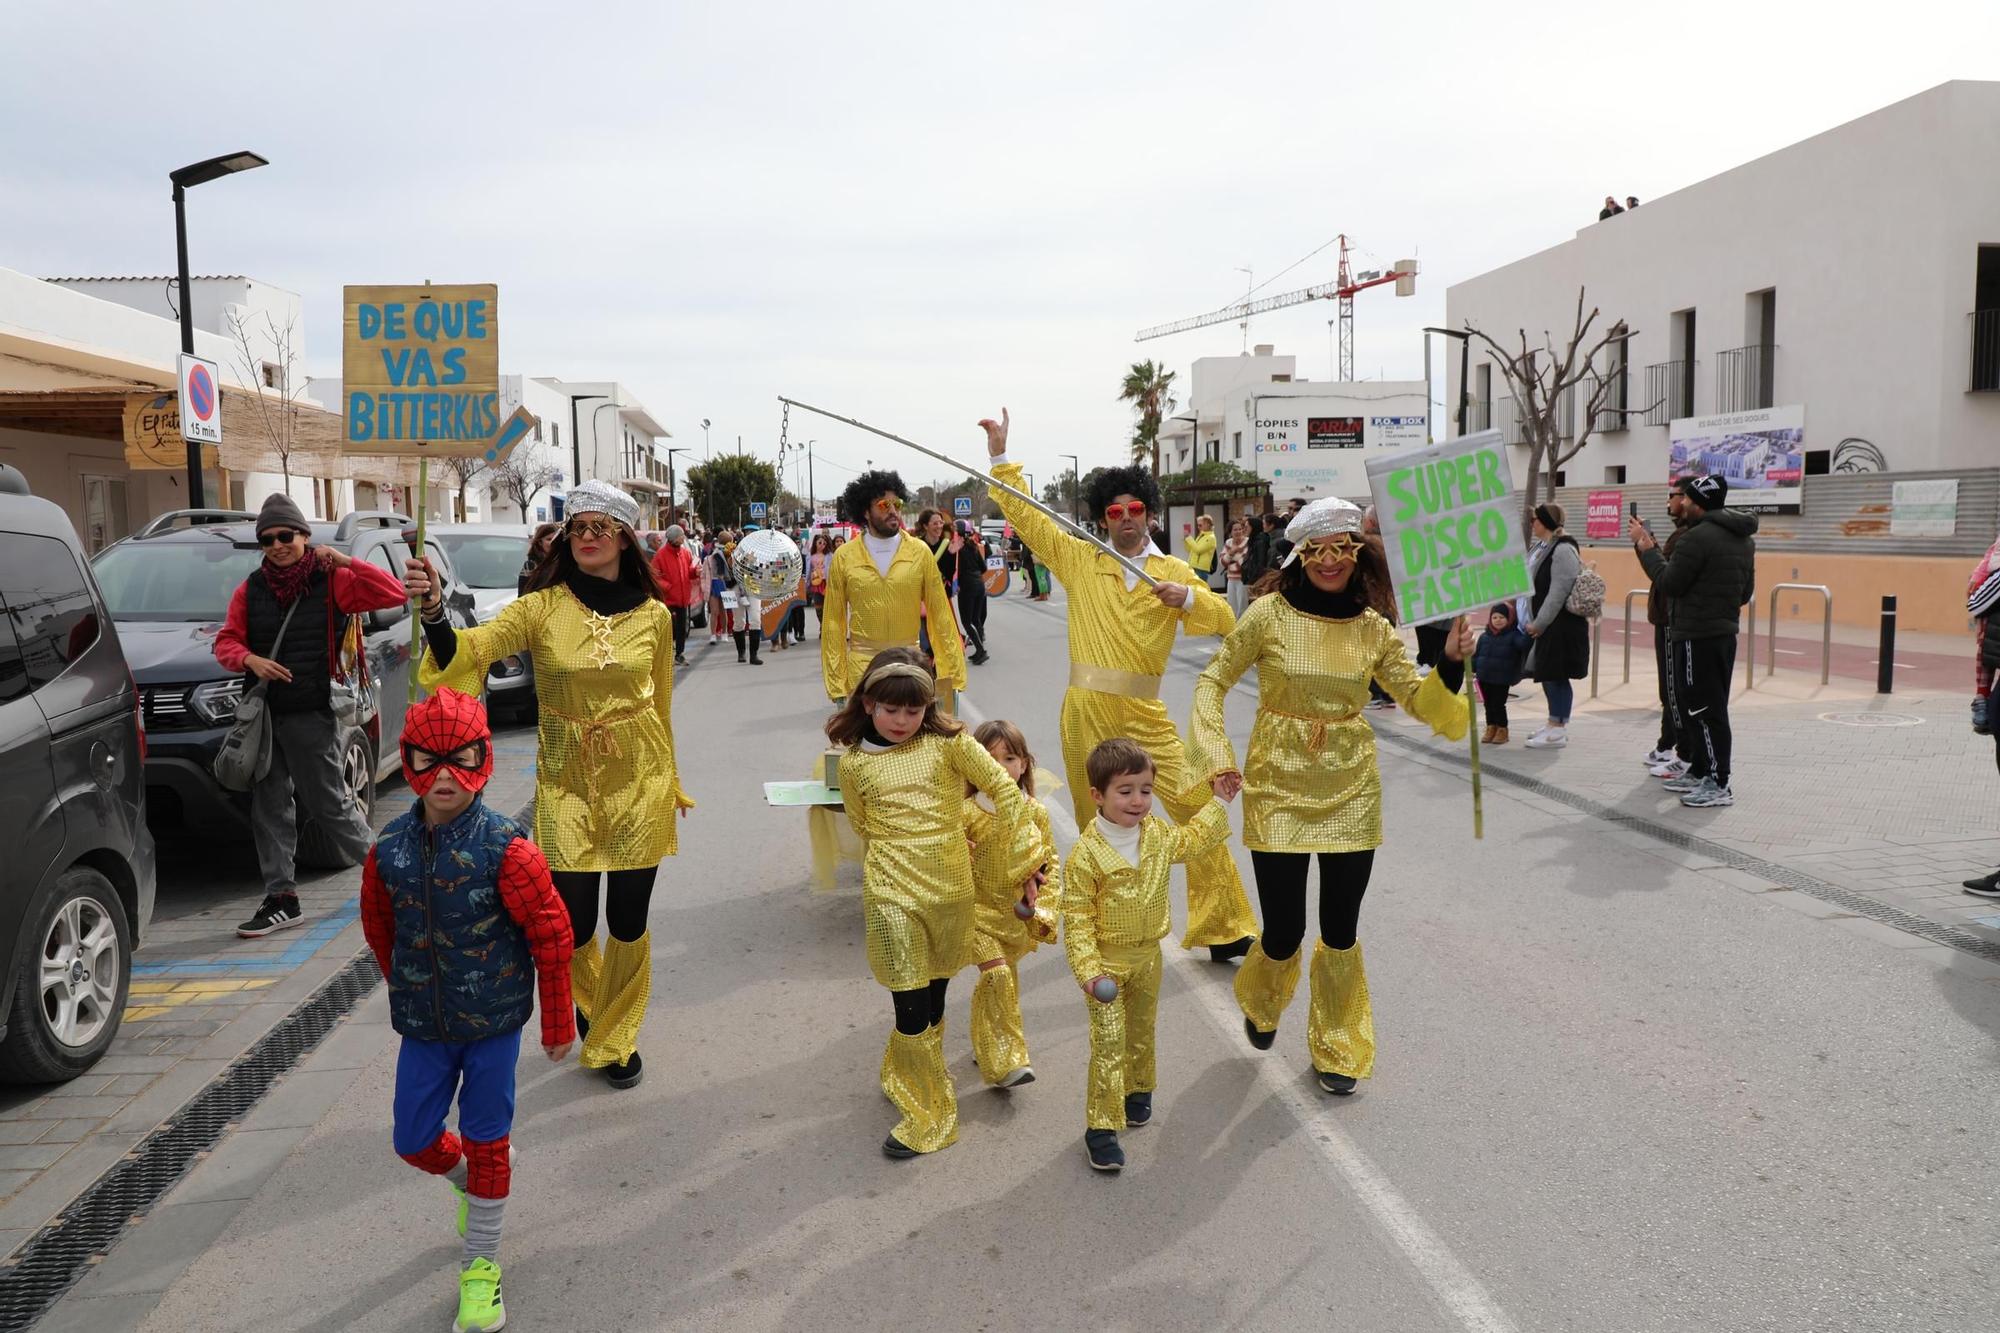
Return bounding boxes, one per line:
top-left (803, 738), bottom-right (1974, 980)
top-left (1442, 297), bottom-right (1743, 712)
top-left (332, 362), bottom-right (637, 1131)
top-left (882, 1025), bottom-right (959, 1153)
top-left (1235, 941), bottom-right (1303, 1036)
top-left (1084, 944), bottom-right (1162, 1130)
top-left (970, 964), bottom-right (1031, 1086)
top-left (580, 932), bottom-right (651, 1070)
top-left (1306, 940), bottom-right (1375, 1080)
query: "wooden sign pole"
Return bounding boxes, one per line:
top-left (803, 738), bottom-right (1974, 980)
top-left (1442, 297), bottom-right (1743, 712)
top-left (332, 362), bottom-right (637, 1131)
top-left (408, 458), bottom-right (429, 704)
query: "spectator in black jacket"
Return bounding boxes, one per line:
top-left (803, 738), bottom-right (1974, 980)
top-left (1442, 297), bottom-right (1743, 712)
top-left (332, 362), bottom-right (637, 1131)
top-left (1637, 491), bottom-right (1696, 777)
top-left (1632, 475), bottom-right (1758, 809)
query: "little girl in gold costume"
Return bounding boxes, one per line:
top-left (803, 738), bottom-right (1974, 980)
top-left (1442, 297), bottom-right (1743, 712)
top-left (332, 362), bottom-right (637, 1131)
top-left (829, 649), bottom-right (1026, 1158)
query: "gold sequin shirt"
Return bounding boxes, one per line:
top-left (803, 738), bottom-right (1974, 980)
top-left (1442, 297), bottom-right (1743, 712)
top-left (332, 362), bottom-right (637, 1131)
top-left (842, 731), bottom-right (1027, 991)
top-left (819, 534), bottom-right (968, 702)
top-left (1188, 595), bottom-right (1468, 853)
top-left (964, 795), bottom-right (1062, 956)
top-left (1062, 802), bottom-right (1231, 984)
top-left (419, 586), bottom-right (692, 873)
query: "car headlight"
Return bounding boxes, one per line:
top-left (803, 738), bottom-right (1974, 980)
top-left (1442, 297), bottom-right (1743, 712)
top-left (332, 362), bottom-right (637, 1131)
top-left (189, 678), bottom-right (245, 725)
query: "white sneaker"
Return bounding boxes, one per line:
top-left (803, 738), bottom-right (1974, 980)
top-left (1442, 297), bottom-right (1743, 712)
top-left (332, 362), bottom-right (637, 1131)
top-left (1650, 758), bottom-right (1690, 779)
top-left (1643, 748), bottom-right (1675, 766)
top-left (1525, 727), bottom-right (1568, 749)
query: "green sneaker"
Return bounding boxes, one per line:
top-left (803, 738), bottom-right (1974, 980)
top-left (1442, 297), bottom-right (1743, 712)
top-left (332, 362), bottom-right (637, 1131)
top-left (453, 1257), bottom-right (505, 1332)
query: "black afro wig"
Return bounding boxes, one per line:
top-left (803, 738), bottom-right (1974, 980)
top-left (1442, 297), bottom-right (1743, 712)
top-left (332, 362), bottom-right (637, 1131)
top-left (840, 470), bottom-right (909, 525)
top-left (1085, 465), bottom-right (1161, 522)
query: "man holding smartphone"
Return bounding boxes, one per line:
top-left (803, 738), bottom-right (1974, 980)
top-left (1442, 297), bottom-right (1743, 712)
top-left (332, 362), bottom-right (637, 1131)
top-left (1633, 492), bottom-right (1695, 778)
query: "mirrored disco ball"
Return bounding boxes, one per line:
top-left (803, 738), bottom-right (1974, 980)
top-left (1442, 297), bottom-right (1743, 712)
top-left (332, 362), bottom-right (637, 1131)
top-left (732, 528), bottom-right (804, 599)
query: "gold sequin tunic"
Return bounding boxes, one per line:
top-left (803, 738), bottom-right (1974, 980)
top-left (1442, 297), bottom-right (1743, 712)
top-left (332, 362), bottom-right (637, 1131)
top-left (842, 731), bottom-right (1026, 991)
top-left (1061, 803), bottom-right (1232, 986)
top-left (819, 534), bottom-right (968, 703)
top-left (419, 586), bottom-right (692, 873)
top-left (963, 796), bottom-right (1062, 961)
top-left (1188, 595), bottom-right (1467, 853)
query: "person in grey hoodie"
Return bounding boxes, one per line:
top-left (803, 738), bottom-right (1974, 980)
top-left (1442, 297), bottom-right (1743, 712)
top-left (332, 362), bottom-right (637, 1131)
top-left (1631, 474), bottom-right (1758, 808)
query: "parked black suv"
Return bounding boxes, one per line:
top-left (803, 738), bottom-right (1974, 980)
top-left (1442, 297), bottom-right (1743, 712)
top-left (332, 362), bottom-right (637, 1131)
top-left (90, 510), bottom-right (474, 865)
top-left (0, 466), bottom-right (156, 1082)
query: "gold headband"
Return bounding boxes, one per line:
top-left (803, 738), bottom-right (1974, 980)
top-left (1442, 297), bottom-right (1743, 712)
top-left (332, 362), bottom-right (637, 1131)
top-left (861, 660), bottom-right (936, 696)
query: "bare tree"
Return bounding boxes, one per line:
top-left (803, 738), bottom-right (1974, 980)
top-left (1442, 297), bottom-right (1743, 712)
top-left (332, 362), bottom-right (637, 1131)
top-left (225, 308), bottom-right (309, 486)
top-left (1462, 288), bottom-right (1656, 527)
top-left (438, 454), bottom-right (491, 521)
top-left (492, 456), bottom-right (564, 519)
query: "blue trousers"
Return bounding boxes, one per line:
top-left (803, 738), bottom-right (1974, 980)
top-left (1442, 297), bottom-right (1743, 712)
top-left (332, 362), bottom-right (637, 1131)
top-left (392, 1029), bottom-right (522, 1157)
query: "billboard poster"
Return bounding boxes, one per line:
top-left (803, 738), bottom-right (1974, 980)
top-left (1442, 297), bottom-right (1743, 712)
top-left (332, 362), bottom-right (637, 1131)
top-left (1668, 405), bottom-right (1805, 513)
top-left (1306, 416), bottom-right (1364, 448)
top-left (1585, 490), bottom-right (1624, 539)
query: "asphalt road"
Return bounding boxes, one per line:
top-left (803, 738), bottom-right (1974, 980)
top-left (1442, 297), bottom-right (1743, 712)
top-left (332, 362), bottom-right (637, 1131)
top-left (125, 591), bottom-right (2000, 1332)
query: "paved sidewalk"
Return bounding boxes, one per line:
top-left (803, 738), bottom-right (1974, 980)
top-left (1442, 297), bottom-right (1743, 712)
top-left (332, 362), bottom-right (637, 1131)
top-left (0, 727), bottom-right (540, 1263)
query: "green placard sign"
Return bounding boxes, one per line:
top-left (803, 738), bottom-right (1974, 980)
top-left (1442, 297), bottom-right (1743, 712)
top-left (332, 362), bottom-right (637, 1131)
top-left (1365, 430), bottom-right (1529, 628)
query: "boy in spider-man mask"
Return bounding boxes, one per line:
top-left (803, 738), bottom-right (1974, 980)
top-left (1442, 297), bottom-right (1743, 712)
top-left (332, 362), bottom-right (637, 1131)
top-left (359, 687), bottom-right (573, 1333)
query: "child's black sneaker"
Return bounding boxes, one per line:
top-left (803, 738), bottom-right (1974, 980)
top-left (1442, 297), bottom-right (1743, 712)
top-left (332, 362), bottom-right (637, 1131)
top-left (882, 1134), bottom-right (918, 1159)
top-left (1084, 1129), bottom-right (1124, 1172)
top-left (1317, 1070), bottom-right (1358, 1096)
top-left (1245, 1017), bottom-right (1276, 1051)
top-left (236, 894), bottom-right (303, 938)
top-left (1123, 1091), bottom-right (1152, 1128)
top-left (1208, 936), bottom-right (1253, 963)
top-left (605, 1052), bottom-right (643, 1090)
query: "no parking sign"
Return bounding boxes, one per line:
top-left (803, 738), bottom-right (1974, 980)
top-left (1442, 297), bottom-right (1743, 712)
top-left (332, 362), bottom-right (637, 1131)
top-left (177, 353), bottom-right (221, 445)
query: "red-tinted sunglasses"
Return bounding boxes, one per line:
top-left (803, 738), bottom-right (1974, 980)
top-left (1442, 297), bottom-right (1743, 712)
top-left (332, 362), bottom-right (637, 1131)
top-left (1104, 501), bottom-right (1148, 521)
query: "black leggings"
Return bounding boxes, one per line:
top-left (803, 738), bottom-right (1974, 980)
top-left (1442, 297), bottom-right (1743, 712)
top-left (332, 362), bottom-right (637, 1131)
top-left (1249, 849), bottom-right (1376, 957)
top-left (890, 978), bottom-right (951, 1035)
top-left (550, 867), bottom-right (657, 944)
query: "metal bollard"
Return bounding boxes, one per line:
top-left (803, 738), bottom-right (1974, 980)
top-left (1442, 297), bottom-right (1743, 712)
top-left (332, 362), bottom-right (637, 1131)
top-left (1877, 595), bottom-right (1897, 695)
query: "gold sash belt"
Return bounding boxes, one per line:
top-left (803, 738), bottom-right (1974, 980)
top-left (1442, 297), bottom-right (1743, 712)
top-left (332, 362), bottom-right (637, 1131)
top-left (542, 701), bottom-right (649, 804)
top-left (1257, 705), bottom-right (1360, 753)
top-left (1068, 663), bottom-right (1163, 700)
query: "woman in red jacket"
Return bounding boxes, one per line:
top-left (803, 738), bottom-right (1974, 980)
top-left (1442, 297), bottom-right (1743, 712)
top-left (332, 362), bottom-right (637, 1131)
top-left (648, 524), bottom-right (701, 667)
top-left (212, 492), bottom-right (409, 940)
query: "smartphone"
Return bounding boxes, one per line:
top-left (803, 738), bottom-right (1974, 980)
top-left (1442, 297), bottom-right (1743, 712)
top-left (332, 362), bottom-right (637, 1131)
top-left (1628, 501), bottom-right (1640, 519)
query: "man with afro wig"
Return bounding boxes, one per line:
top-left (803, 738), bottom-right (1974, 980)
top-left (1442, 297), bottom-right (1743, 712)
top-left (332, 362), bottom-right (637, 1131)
top-left (820, 468), bottom-right (969, 706)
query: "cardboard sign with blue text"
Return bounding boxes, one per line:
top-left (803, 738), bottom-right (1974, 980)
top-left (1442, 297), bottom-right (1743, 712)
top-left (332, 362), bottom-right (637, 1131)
top-left (341, 284), bottom-right (499, 456)
top-left (1364, 430), bottom-right (1528, 629)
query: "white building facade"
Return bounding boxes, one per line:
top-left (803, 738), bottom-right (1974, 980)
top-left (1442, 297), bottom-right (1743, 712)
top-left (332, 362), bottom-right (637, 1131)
top-left (1444, 80), bottom-right (2000, 491)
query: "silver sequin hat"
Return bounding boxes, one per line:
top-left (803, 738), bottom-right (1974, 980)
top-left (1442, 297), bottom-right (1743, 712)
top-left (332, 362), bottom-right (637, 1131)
top-left (1281, 496), bottom-right (1366, 566)
top-left (564, 479), bottom-right (641, 531)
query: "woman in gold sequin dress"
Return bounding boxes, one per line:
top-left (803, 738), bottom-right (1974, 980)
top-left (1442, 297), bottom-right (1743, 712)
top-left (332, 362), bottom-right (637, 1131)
top-left (827, 649), bottom-right (1026, 1159)
top-left (406, 481), bottom-right (692, 1092)
top-left (1188, 497), bottom-right (1470, 1096)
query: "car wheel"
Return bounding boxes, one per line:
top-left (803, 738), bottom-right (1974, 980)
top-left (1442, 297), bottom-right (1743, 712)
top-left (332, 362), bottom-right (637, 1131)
top-left (0, 867), bottom-right (133, 1084)
top-left (297, 729), bottom-right (376, 870)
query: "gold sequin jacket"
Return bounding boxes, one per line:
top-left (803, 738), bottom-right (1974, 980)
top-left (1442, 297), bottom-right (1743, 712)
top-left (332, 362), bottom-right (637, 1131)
top-left (1062, 802), bottom-right (1231, 984)
top-left (1188, 594), bottom-right (1467, 852)
top-left (419, 586), bottom-right (692, 872)
top-left (819, 534), bottom-right (967, 702)
top-left (964, 795), bottom-right (1062, 948)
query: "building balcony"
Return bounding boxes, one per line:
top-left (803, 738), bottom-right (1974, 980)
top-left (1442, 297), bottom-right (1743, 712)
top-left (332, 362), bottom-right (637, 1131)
top-left (1644, 359), bottom-right (1694, 426)
top-left (1973, 309), bottom-right (2000, 392)
top-left (1715, 344), bottom-right (1776, 413)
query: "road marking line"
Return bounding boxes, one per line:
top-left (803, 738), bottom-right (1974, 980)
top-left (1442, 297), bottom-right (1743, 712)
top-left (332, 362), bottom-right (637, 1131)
top-left (959, 694), bottom-right (1519, 1333)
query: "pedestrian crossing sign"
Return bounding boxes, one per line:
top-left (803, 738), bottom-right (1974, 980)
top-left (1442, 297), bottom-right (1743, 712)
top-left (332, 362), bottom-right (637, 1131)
top-left (953, 496), bottom-right (973, 517)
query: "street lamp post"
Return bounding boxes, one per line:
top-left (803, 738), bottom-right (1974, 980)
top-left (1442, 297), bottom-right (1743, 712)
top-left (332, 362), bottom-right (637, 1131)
top-left (666, 447), bottom-right (690, 521)
top-left (1059, 453), bottom-right (1081, 525)
top-left (564, 392), bottom-right (609, 502)
top-left (1424, 327), bottom-right (1472, 438)
top-left (806, 440), bottom-right (816, 521)
top-left (169, 150), bottom-right (267, 508)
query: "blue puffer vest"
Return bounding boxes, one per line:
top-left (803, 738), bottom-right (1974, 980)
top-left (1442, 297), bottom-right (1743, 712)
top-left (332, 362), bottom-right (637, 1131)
top-left (375, 797), bottom-right (536, 1043)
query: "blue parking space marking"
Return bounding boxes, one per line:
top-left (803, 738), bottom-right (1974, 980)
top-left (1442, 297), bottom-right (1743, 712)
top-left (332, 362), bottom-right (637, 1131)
top-left (134, 898), bottom-right (363, 978)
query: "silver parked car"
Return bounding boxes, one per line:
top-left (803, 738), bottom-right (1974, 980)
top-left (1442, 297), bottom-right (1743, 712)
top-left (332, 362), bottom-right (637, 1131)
top-left (425, 523), bottom-right (538, 719)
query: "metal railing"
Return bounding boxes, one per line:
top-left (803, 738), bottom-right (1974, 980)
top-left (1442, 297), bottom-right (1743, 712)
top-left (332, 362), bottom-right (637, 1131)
top-left (1644, 360), bottom-right (1692, 426)
top-left (1766, 583), bottom-right (1833, 684)
top-left (1715, 344), bottom-right (1775, 412)
top-left (1589, 613), bottom-right (1604, 698)
top-left (1973, 309), bottom-right (2000, 392)
top-left (1620, 589), bottom-right (1650, 683)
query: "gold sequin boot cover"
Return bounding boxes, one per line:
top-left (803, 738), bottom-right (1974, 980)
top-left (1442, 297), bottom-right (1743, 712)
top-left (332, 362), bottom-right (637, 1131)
top-left (570, 936), bottom-right (603, 1034)
top-left (581, 932), bottom-right (651, 1069)
top-left (970, 964), bottom-right (1030, 1086)
top-left (1235, 941), bottom-right (1302, 1037)
top-left (883, 1025), bottom-right (959, 1153)
top-left (1306, 940), bottom-right (1375, 1079)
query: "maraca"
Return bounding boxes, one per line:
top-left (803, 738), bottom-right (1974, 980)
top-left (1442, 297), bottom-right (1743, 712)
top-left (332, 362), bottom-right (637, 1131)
top-left (1014, 898), bottom-right (1035, 920)
top-left (1090, 976), bottom-right (1118, 1003)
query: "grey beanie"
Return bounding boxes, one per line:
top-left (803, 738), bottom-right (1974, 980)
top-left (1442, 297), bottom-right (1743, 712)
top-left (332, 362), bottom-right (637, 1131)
top-left (665, 524), bottom-right (686, 543)
top-left (255, 492), bottom-right (311, 536)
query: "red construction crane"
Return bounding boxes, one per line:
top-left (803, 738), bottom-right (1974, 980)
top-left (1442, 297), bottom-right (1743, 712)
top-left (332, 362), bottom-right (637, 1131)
top-left (1135, 235), bottom-right (1416, 382)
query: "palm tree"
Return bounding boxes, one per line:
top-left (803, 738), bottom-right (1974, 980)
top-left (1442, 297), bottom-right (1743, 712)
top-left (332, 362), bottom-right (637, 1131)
top-left (1118, 360), bottom-right (1178, 477)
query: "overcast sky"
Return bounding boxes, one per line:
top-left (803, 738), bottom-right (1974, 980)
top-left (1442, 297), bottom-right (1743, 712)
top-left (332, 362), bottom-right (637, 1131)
top-left (2, 1), bottom-right (1992, 499)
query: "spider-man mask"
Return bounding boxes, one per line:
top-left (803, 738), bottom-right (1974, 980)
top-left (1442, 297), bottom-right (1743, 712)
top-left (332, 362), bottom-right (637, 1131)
top-left (400, 687), bottom-right (495, 795)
